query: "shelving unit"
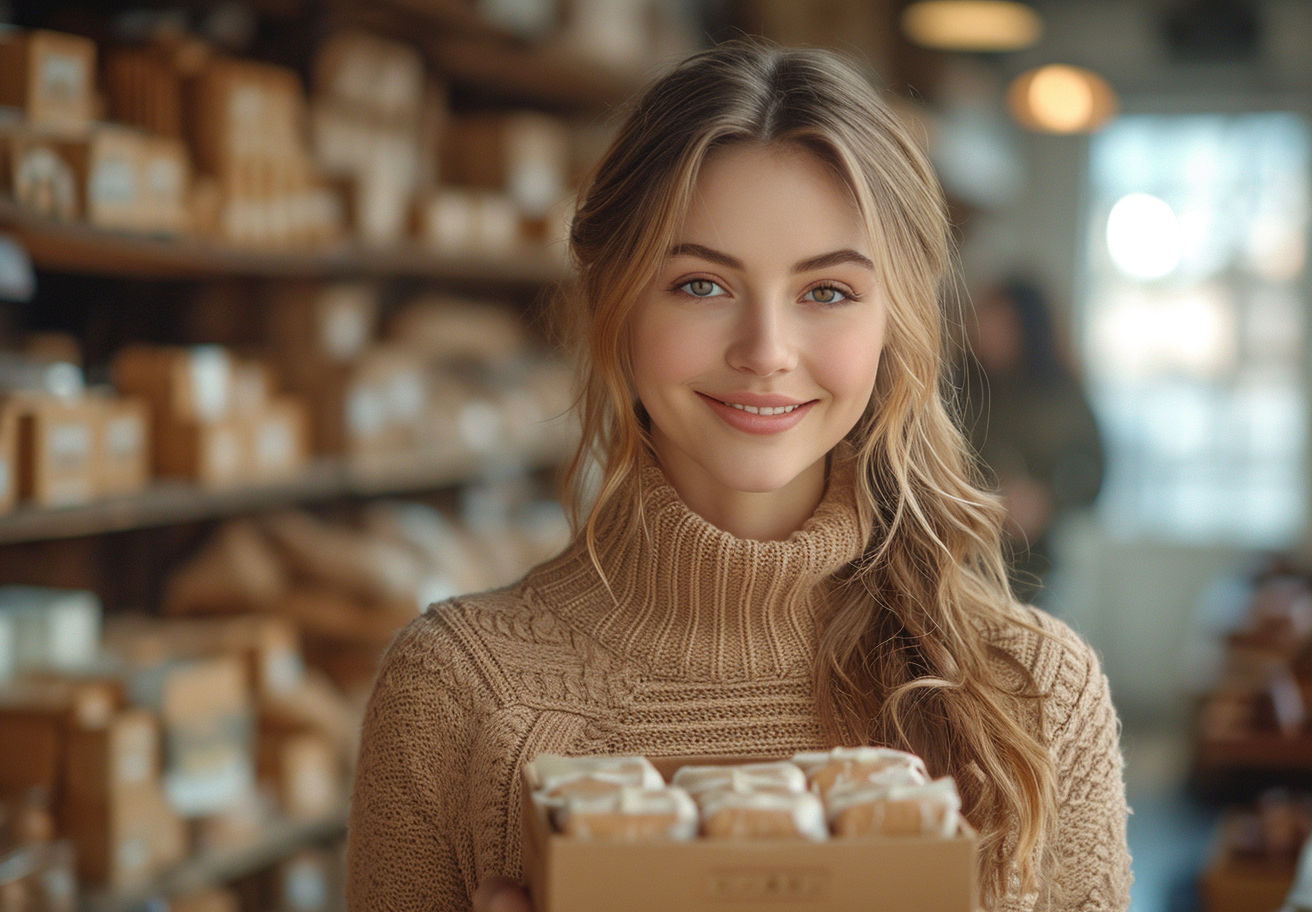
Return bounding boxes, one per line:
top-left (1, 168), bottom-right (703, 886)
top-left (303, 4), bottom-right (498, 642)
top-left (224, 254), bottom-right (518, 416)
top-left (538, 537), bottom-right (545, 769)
top-left (81, 805), bottom-right (349, 912)
top-left (0, 200), bottom-right (571, 285)
top-left (0, 433), bottom-right (572, 545)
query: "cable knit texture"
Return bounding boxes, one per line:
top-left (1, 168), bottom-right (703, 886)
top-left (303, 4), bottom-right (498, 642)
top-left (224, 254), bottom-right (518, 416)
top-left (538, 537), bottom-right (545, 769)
top-left (346, 446), bottom-right (1131, 912)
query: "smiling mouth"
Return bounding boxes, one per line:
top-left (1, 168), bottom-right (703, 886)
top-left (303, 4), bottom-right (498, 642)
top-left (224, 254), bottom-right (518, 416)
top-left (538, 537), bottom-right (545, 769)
top-left (719, 401), bottom-right (801, 416)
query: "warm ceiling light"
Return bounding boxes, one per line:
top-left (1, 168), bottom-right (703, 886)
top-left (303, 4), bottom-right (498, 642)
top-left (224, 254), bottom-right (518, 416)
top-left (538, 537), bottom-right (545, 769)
top-left (901, 1), bottom-right (1042, 52)
top-left (1007, 64), bottom-right (1117, 133)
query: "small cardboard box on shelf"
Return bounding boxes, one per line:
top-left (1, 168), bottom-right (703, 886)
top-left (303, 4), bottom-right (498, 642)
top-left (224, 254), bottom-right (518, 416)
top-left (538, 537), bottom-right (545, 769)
top-left (0, 399), bottom-right (17, 513)
top-left (12, 394), bottom-right (97, 507)
top-left (0, 125), bottom-right (79, 221)
top-left (60, 126), bottom-right (149, 232)
top-left (62, 708), bottom-right (159, 805)
top-left (0, 29), bottom-right (96, 134)
top-left (91, 393), bottom-right (150, 497)
top-left (257, 730), bottom-right (339, 820)
top-left (112, 345), bottom-right (233, 427)
top-left (61, 776), bottom-right (187, 890)
top-left (246, 397), bottom-right (309, 484)
top-left (139, 133), bottom-right (191, 236)
top-left (156, 415), bottom-right (248, 489)
top-left (520, 754), bottom-right (978, 912)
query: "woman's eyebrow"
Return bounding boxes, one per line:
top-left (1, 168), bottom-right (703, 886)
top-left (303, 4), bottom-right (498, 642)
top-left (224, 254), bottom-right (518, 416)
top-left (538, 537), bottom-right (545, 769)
top-left (667, 243), bottom-right (874, 273)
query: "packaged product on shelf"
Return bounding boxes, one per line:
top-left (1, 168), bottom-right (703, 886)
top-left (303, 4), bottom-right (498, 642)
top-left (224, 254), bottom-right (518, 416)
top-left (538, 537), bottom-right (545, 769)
top-left (11, 393), bottom-right (97, 507)
top-left (441, 112), bottom-right (572, 220)
top-left (313, 31), bottom-right (425, 125)
top-left (257, 730), bottom-right (340, 820)
top-left (245, 397), bottom-right (309, 484)
top-left (310, 345), bottom-right (427, 457)
top-left (190, 788), bottom-right (274, 855)
top-left (62, 775), bottom-right (186, 890)
top-left (104, 43), bottom-right (186, 140)
top-left (413, 187), bottom-right (519, 255)
top-left (58, 126), bottom-right (153, 233)
top-left (0, 587), bottom-right (102, 675)
top-left (112, 344), bottom-right (233, 426)
top-left (386, 297), bottom-right (528, 365)
top-left (0, 124), bottom-right (79, 221)
top-left (90, 393), bottom-right (150, 497)
top-left (267, 282), bottom-right (379, 365)
top-left (243, 847), bottom-right (339, 912)
top-left (169, 886), bottom-right (241, 912)
top-left (0, 694), bottom-right (65, 794)
top-left (61, 708), bottom-right (159, 804)
top-left (138, 134), bottom-right (191, 236)
top-left (0, 29), bottom-right (96, 135)
top-left (0, 836), bottom-right (77, 912)
top-left (119, 652), bottom-right (255, 818)
top-left (0, 400), bottom-right (16, 514)
top-left (162, 520), bottom-right (291, 616)
top-left (156, 416), bottom-right (248, 489)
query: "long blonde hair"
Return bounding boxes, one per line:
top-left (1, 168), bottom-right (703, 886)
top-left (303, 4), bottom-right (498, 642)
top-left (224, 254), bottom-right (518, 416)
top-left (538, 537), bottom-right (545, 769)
top-left (555, 39), bottom-right (1057, 907)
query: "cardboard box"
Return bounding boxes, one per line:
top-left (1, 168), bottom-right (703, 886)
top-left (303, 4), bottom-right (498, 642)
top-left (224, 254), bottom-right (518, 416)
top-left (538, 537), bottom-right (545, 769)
top-left (247, 398), bottom-right (309, 483)
top-left (112, 345), bottom-right (234, 426)
top-left (267, 282), bottom-right (379, 364)
top-left (62, 782), bottom-right (186, 889)
top-left (0, 586), bottom-right (102, 675)
top-left (13, 394), bottom-right (97, 507)
top-left (156, 415), bottom-right (247, 488)
top-left (0, 400), bottom-right (17, 513)
top-left (169, 887), bottom-right (241, 912)
top-left (0, 29), bottom-right (96, 134)
top-left (0, 697), bottom-right (64, 792)
top-left (93, 394), bottom-right (150, 497)
top-left (125, 654), bottom-right (254, 817)
top-left (520, 755), bottom-right (979, 912)
top-left (257, 730), bottom-right (339, 819)
top-left (63, 708), bottom-right (160, 804)
top-left (104, 44), bottom-right (184, 140)
top-left (139, 133), bottom-right (190, 235)
top-left (0, 126), bottom-right (79, 220)
top-left (61, 126), bottom-right (151, 232)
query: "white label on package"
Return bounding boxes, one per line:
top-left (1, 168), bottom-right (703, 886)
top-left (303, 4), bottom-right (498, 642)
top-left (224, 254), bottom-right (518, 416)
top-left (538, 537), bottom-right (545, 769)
top-left (91, 156), bottom-right (137, 206)
top-left (346, 387), bottom-right (385, 438)
top-left (258, 420), bottom-right (294, 471)
top-left (48, 595), bottom-right (100, 669)
top-left (106, 415), bottom-right (142, 457)
top-left (39, 53), bottom-right (85, 103)
top-left (116, 838), bottom-right (149, 877)
top-left (189, 346), bottom-right (231, 420)
top-left (49, 422), bottom-right (90, 466)
top-left (117, 727), bottom-right (154, 785)
top-left (146, 156), bottom-right (182, 198)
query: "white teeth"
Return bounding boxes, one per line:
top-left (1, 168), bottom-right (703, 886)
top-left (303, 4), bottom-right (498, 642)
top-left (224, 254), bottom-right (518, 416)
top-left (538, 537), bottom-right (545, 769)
top-left (726, 402), bottom-right (798, 416)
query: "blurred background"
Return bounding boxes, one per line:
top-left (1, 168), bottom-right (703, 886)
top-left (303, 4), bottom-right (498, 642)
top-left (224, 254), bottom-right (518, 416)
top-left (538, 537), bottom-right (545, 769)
top-left (0, 1), bottom-right (1304, 911)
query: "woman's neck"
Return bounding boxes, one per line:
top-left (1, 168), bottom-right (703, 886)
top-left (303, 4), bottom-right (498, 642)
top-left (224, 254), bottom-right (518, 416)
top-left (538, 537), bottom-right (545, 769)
top-left (647, 433), bottom-right (829, 541)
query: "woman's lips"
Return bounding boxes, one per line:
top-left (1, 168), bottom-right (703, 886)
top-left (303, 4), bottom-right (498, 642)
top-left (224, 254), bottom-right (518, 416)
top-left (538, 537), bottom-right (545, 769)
top-left (697, 392), bottom-right (816, 435)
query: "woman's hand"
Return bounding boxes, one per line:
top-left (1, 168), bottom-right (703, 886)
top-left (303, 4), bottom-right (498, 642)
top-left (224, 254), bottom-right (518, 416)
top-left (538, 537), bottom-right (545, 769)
top-left (473, 876), bottom-right (534, 912)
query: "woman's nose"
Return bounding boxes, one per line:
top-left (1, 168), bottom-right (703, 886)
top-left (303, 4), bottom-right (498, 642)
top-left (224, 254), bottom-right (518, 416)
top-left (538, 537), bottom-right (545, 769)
top-left (725, 300), bottom-right (797, 377)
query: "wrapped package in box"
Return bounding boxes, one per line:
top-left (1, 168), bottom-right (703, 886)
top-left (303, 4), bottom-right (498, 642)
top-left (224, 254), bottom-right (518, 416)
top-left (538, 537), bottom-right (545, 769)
top-left (92, 393), bottom-right (150, 497)
top-left (521, 754), bottom-right (978, 912)
top-left (0, 29), bottom-right (96, 134)
top-left (13, 393), bottom-right (97, 507)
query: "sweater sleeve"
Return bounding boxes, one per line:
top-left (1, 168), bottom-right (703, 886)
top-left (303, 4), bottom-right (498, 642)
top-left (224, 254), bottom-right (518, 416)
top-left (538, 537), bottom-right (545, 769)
top-left (346, 613), bottom-right (485, 912)
top-left (1046, 638), bottom-right (1132, 912)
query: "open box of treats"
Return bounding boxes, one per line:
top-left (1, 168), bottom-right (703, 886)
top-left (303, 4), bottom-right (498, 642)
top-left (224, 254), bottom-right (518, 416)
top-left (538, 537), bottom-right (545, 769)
top-left (519, 747), bottom-right (978, 912)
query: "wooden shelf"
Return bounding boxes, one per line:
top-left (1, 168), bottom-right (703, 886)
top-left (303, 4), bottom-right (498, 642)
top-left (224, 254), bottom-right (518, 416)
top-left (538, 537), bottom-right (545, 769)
top-left (0, 435), bottom-right (573, 545)
top-left (1197, 732), bottom-right (1312, 772)
top-left (81, 804), bottom-right (348, 912)
top-left (0, 199), bottom-right (570, 285)
top-left (429, 36), bottom-right (640, 111)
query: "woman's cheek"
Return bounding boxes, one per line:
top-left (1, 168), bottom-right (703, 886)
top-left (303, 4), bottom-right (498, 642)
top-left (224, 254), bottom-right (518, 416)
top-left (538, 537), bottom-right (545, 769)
top-left (814, 332), bottom-right (884, 406)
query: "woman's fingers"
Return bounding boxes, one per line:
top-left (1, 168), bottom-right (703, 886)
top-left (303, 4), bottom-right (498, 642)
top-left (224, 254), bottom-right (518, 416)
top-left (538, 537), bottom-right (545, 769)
top-left (473, 876), bottom-right (534, 912)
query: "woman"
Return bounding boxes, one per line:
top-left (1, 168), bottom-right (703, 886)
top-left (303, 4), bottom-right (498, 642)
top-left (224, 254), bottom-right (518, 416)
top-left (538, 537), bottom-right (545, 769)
top-left (347, 40), bottom-right (1131, 912)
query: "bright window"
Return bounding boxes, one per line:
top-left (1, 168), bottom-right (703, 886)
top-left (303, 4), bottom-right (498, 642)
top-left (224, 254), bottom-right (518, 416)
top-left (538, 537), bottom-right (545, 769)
top-left (1083, 113), bottom-right (1310, 546)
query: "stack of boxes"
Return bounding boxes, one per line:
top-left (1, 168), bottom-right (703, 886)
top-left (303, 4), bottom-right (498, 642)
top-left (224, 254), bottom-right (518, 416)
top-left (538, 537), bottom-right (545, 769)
top-left (0, 28), bottom-right (191, 236)
top-left (111, 344), bottom-right (309, 490)
top-left (0, 589), bottom-right (360, 905)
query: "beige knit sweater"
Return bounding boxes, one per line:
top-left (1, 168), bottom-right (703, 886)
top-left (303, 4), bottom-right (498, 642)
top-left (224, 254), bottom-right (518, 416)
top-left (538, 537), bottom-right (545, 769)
top-left (346, 448), bottom-right (1132, 912)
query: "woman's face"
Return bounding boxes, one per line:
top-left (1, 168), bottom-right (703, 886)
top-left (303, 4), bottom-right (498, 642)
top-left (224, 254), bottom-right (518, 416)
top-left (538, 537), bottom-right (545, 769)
top-left (631, 143), bottom-right (887, 501)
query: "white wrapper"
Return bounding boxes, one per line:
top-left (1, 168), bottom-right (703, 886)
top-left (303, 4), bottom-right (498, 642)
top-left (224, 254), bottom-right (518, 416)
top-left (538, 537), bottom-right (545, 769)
top-left (554, 785), bottom-right (699, 841)
top-left (698, 788), bottom-right (828, 841)
top-left (671, 762), bottom-right (806, 797)
top-left (826, 776), bottom-right (962, 838)
top-left (529, 754), bottom-right (664, 793)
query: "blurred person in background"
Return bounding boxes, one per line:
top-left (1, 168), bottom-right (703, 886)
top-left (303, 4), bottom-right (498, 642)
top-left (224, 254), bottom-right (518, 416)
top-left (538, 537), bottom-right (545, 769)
top-left (961, 277), bottom-right (1105, 604)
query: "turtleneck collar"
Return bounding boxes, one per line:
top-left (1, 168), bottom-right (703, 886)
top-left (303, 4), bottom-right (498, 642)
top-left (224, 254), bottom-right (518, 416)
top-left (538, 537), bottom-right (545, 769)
top-left (525, 442), bottom-right (870, 683)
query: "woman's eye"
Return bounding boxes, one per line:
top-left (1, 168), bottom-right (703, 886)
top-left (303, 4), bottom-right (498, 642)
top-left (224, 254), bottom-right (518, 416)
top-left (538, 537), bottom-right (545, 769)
top-left (680, 279), bottom-right (725, 298)
top-left (805, 285), bottom-right (849, 305)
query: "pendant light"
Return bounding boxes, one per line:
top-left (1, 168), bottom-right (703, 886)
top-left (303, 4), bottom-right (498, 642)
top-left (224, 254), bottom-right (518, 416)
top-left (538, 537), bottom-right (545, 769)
top-left (901, 1), bottom-right (1043, 52)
